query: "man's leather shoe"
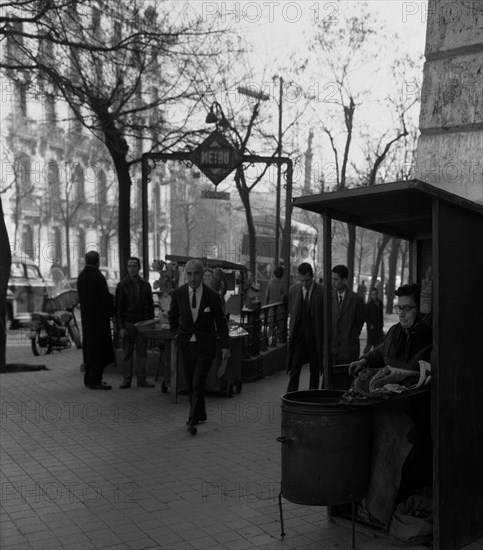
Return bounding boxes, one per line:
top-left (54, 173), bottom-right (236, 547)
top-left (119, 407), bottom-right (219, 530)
top-left (119, 381), bottom-right (131, 389)
top-left (137, 380), bottom-right (155, 388)
top-left (187, 424), bottom-right (197, 435)
top-left (89, 383), bottom-right (112, 390)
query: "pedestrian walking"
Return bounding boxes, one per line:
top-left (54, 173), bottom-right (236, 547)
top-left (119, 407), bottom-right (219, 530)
top-left (286, 262), bottom-right (324, 392)
top-left (168, 258), bottom-right (230, 435)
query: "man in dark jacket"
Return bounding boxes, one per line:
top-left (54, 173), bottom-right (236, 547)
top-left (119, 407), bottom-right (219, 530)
top-left (115, 257), bottom-right (155, 389)
top-left (331, 264), bottom-right (366, 364)
top-left (77, 250), bottom-right (115, 390)
top-left (168, 258), bottom-right (230, 435)
top-left (286, 262), bottom-right (324, 392)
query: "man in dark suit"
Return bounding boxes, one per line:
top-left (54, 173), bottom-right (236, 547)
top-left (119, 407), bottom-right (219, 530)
top-left (168, 259), bottom-right (230, 435)
top-left (77, 250), bottom-right (115, 390)
top-left (286, 262), bottom-right (324, 392)
top-left (331, 264), bottom-right (366, 365)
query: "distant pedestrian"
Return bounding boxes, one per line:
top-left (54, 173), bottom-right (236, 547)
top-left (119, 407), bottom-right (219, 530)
top-left (77, 251), bottom-right (115, 390)
top-left (364, 287), bottom-right (384, 353)
top-left (331, 265), bottom-right (366, 365)
top-left (115, 257), bottom-right (155, 389)
top-left (286, 262), bottom-right (324, 392)
top-left (357, 280), bottom-right (367, 302)
top-left (264, 266), bottom-right (285, 305)
top-left (168, 259), bottom-right (230, 435)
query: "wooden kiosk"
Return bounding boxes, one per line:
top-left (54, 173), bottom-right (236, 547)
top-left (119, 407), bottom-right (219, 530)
top-left (292, 180), bottom-right (483, 550)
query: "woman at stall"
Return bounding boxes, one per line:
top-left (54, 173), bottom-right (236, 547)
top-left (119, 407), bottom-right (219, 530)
top-left (348, 283), bottom-right (433, 527)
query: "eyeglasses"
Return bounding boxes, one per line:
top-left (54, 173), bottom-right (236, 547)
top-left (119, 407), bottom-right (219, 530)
top-left (395, 305), bottom-right (418, 314)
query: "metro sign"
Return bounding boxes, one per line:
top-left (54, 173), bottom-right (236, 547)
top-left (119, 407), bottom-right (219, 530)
top-left (190, 131), bottom-right (243, 186)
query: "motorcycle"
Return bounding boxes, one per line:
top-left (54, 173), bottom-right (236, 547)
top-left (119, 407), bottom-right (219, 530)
top-left (29, 268), bottom-right (82, 356)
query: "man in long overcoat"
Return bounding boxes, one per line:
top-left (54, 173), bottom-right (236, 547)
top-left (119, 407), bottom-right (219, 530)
top-left (77, 251), bottom-right (115, 389)
top-left (286, 262), bottom-right (324, 392)
top-left (331, 264), bottom-right (366, 364)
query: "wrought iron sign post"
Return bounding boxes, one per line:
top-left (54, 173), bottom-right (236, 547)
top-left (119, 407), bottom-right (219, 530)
top-left (141, 143), bottom-right (293, 295)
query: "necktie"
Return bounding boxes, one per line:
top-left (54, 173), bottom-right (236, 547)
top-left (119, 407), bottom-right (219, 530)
top-left (304, 289), bottom-right (309, 308)
top-left (191, 289), bottom-right (197, 309)
top-left (338, 294), bottom-right (343, 309)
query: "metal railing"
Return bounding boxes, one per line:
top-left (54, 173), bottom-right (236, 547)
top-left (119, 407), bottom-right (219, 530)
top-left (240, 301), bottom-right (287, 357)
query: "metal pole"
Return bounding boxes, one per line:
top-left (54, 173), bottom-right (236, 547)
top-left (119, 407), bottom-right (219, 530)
top-left (282, 159), bottom-right (293, 298)
top-left (275, 77), bottom-right (283, 266)
top-left (323, 212), bottom-right (332, 389)
top-left (141, 154), bottom-right (149, 280)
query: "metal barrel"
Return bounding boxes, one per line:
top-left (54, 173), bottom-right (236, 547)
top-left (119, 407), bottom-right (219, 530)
top-left (279, 390), bottom-right (372, 506)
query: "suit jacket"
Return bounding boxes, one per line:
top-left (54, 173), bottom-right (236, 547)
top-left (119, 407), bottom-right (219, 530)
top-left (168, 283), bottom-right (229, 357)
top-left (286, 281), bottom-right (324, 369)
top-left (331, 288), bottom-right (366, 363)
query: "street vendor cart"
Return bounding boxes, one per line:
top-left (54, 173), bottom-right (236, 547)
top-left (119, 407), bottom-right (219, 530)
top-left (149, 255), bottom-right (248, 399)
top-left (290, 179), bottom-right (483, 549)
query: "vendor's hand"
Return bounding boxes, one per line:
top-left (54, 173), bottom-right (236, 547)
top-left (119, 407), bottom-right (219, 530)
top-left (221, 348), bottom-right (231, 361)
top-left (119, 328), bottom-right (127, 340)
top-left (349, 359), bottom-right (366, 377)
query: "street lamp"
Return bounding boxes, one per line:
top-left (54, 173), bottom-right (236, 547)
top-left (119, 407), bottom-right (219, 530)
top-left (205, 102), bottom-right (232, 129)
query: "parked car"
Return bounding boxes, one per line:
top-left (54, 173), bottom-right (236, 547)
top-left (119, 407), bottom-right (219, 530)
top-left (7, 256), bottom-right (54, 328)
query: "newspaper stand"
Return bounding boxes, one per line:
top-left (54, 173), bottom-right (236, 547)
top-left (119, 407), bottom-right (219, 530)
top-left (292, 180), bottom-right (483, 549)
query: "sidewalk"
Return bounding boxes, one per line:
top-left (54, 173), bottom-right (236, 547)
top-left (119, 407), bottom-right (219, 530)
top-left (1, 343), bottom-right (482, 550)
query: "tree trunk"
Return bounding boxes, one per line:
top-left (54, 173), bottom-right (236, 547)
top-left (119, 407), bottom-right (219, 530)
top-left (103, 125), bottom-right (131, 278)
top-left (385, 237), bottom-right (400, 314)
top-left (235, 168), bottom-right (256, 275)
top-left (370, 234), bottom-right (390, 290)
top-left (0, 197), bottom-right (12, 372)
top-left (400, 241), bottom-right (408, 284)
top-left (65, 223), bottom-right (71, 277)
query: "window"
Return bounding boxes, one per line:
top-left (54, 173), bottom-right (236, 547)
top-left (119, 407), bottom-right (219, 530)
top-left (46, 160), bottom-right (61, 206)
top-left (45, 93), bottom-right (56, 124)
top-left (52, 227), bottom-right (62, 266)
top-left (77, 228), bottom-right (86, 262)
top-left (15, 154), bottom-right (31, 192)
top-left (73, 164), bottom-right (85, 202)
top-left (21, 226), bottom-right (34, 259)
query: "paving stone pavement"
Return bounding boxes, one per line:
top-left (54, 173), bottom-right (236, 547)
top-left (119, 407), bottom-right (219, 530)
top-left (2, 341), bottom-right (483, 550)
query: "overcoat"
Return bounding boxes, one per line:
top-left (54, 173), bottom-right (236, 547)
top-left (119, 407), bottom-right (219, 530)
top-left (286, 281), bottom-right (324, 370)
top-left (331, 288), bottom-right (366, 363)
top-left (77, 265), bottom-right (115, 368)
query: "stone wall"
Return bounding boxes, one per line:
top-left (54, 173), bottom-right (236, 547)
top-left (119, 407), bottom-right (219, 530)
top-left (415, 0), bottom-right (483, 202)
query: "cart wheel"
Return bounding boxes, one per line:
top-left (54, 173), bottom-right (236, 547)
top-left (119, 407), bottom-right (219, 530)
top-left (31, 329), bottom-right (52, 356)
top-left (235, 381), bottom-right (242, 394)
top-left (161, 381), bottom-right (168, 393)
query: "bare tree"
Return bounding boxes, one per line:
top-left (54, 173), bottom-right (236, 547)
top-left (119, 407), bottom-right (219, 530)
top-left (1, 0), bottom-right (233, 276)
